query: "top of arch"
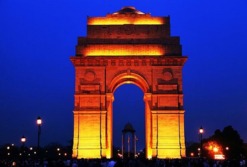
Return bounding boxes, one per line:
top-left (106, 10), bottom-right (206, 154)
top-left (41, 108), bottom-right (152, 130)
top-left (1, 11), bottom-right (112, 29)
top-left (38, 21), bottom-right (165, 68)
top-left (87, 6), bottom-right (166, 25)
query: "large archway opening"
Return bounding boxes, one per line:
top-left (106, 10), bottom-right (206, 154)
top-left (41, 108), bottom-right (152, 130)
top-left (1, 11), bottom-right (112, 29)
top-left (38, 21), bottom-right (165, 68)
top-left (113, 84), bottom-right (145, 157)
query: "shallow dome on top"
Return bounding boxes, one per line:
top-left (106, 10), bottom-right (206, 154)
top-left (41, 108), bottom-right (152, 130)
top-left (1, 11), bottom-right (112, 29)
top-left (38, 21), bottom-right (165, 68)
top-left (113, 6), bottom-right (145, 15)
top-left (122, 122), bottom-right (135, 132)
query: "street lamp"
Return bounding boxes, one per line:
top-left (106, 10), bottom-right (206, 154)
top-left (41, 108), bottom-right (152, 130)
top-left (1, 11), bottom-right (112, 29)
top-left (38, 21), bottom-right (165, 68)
top-left (36, 116), bottom-right (42, 153)
top-left (21, 136), bottom-right (26, 146)
top-left (21, 136), bottom-right (26, 156)
top-left (199, 126), bottom-right (204, 157)
top-left (225, 146), bottom-right (229, 159)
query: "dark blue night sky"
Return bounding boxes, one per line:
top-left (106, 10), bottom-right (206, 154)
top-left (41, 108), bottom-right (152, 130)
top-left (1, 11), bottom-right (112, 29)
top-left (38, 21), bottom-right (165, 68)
top-left (1, 1), bottom-right (247, 149)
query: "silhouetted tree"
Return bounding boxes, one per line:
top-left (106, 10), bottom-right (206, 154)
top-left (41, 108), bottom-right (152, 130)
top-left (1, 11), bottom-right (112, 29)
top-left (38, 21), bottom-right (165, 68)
top-left (204, 125), bottom-right (245, 159)
top-left (221, 126), bottom-right (245, 159)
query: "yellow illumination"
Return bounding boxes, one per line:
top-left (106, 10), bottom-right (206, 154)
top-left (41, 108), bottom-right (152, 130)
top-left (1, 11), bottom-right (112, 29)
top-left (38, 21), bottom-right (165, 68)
top-left (88, 16), bottom-right (165, 25)
top-left (150, 112), bottom-right (186, 158)
top-left (84, 44), bottom-right (164, 56)
top-left (72, 111), bottom-right (109, 159)
top-left (213, 147), bottom-right (219, 153)
top-left (205, 141), bottom-right (224, 159)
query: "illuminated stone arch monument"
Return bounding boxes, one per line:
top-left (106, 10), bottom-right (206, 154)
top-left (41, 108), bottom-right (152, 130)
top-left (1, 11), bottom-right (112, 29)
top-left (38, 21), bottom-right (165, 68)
top-left (71, 7), bottom-right (187, 159)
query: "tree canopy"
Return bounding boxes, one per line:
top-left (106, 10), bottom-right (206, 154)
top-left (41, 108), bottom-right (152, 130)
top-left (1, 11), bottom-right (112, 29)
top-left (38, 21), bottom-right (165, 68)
top-left (203, 125), bottom-right (245, 159)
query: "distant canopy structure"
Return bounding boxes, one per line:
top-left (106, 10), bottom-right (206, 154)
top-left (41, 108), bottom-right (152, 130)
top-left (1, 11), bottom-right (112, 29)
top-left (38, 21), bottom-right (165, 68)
top-left (121, 123), bottom-right (137, 158)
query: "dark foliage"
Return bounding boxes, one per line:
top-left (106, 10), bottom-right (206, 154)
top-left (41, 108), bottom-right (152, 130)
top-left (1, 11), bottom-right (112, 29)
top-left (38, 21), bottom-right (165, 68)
top-left (204, 125), bottom-right (245, 159)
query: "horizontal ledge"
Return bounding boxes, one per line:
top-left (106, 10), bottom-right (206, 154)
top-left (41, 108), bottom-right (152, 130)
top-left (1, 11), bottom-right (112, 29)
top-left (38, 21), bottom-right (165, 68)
top-left (151, 110), bottom-right (185, 114)
top-left (73, 110), bottom-right (107, 114)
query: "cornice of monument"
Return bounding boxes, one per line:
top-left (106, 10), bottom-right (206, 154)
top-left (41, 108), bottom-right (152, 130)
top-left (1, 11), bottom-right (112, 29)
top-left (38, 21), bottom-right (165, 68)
top-left (70, 56), bottom-right (187, 66)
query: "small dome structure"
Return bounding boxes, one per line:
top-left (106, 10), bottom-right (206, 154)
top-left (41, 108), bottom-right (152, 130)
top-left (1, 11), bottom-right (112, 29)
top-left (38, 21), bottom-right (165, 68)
top-left (122, 122), bottom-right (135, 133)
top-left (113, 6), bottom-right (145, 15)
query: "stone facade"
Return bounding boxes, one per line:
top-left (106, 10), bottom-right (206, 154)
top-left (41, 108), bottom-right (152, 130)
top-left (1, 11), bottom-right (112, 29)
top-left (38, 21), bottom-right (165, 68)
top-left (70, 7), bottom-right (187, 159)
